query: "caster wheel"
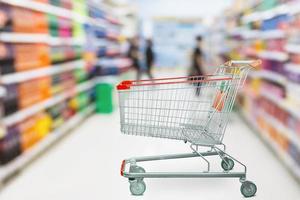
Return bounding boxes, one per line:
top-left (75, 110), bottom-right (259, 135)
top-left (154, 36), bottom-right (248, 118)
top-left (221, 157), bottom-right (234, 171)
top-left (130, 180), bottom-right (146, 196)
top-left (129, 165), bottom-right (146, 181)
top-left (240, 181), bottom-right (257, 198)
top-left (130, 165), bottom-right (146, 173)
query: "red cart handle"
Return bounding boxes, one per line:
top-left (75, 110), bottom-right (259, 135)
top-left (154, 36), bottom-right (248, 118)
top-left (116, 76), bottom-right (232, 90)
top-left (120, 160), bottom-right (126, 176)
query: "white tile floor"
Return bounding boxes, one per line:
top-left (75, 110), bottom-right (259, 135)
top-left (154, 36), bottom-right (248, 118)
top-left (0, 112), bottom-right (299, 200)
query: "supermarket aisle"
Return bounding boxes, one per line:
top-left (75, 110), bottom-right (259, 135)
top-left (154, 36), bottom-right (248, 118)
top-left (0, 112), bottom-right (299, 200)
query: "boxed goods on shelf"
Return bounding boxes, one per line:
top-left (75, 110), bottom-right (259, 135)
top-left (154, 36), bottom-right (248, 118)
top-left (49, 0), bottom-right (60, 7)
top-left (12, 6), bottom-right (48, 33)
top-left (2, 84), bottom-right (19, 116)
top-left (60, 0), bottom-right (73, 10)
top-left (19, 111), bottom-right (52, 151)
top-left (0, 125), bottom-right (21, 165)
top-left (262, 59), bottom-right (284, 73)
top-left (258, 0), bottom-right (278, 11)
top-left (77, 92), bottom-right (89, 111)
top-left (0, 3), bottom-right (49, 34)
top-left (261, 14), bottom-right (289, 31)
top-left (18, 77), bottom-right (52, 109)
top-left (94, 28), bottom-right (107, 38)
top-left (0, 43), bottom-right (14, 74)
top-left (88, 6), bottom-right (105, 19)
top-left (0, 4), bottom-right (12, 32)
top-left (72, 0), bottom-right (88, 16)
top-left (290, 53), bottom-right (300, 64)
top-left (97, 47), bottom-right (107, 57)
top-left (266, 38), bottom-right (285, 51)
top-left (50, 45), bottom-right (82, 64)
top-left (49, 102), bottom-right (66, 129)
top-left (15, 44), bottom-right (51, 72)
top-left (57, 17), bottom-right (72, 37)
top-left (50, 71), bottom-right (74, 94)
top-left (289, 143), bottom-right (300, 166)
top-left (48, 14), bottom-right (59, 37)
top-left (34, 112), bottom-right (53, 139)
top-left (19, 114), bottom-right (42, 151)
top-left (72, 0), bottom-right (87, 38)
top-left (0, 44), bottom-right (51, 75)
top-left (284, 67), bottom-right (300, 84)
top-left (73, 68), bottom-right (88, 83)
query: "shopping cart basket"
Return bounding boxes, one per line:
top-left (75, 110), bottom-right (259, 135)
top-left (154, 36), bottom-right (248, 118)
top-left (117, 60), bottom-right (261, 197)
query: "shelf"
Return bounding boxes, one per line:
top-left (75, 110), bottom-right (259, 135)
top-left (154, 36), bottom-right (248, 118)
top-left (240, 29), bottom-right (285, 40)
top-left (240, 109), bottom-right (300, 180)
top-left (284, 63), bottom-right (300, 74)
top-left (1, 60), bottom-right (86, 84)
top-left (2, 79), bottom-right (96, 127)
top-left (285, 44), bottom-right (300, 54)
top-left (0, 87), bottom-right (6, 98)
top-left (98, 57), bottom-right (132, 67)
top-left (0, 0), bottom-right (107, 29)
top-left (0, 103), bottom-right (95, 185)
top-left (260, 30), bottom-right (286, 39)
top-left (249, 70), bottom-right (286, 85)
top-left (257, 51), bottom-right (289, 62)
top-left (242, 1), bottom-right (300, 23)
top-left (0, 32), bottom-right (85, 45)
top-left (260, 92), bottom-right (300, 120)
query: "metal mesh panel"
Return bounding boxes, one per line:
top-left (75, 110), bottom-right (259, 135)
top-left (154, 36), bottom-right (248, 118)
top-left (118, 64), bottom-right (251, 145)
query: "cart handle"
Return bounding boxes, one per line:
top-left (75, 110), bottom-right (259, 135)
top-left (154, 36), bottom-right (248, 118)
top-left (224, 60), bottom-right (261, 68)
top-left (117, 77), bottom-right (232, 90)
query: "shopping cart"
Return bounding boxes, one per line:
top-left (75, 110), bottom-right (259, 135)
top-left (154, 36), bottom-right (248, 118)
top-left (117, 60), bottom-right (261, 197)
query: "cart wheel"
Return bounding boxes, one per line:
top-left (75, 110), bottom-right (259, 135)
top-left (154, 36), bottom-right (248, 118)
top-left (221, 157), bottom-right (234, 171)
top-left (240, 181), bottom-right (257, 198)
top-left (130, 165), bottom-right (146, 173)
top-left (130, 180), bottom-right (146, 196)
top-left (129, 165), bottom-right (146, 181)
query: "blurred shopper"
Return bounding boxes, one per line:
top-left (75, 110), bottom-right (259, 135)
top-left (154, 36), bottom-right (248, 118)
top-left (144, 39), bottom-right (154, 79)
top-left (128, 36), bottom-right (142, 80)
top-left (190, 35), bottom-right (205, 96)
top-left (128, 37), bottom-right (141, 79)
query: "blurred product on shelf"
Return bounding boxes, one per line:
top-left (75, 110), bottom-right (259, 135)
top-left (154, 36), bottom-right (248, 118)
top-left (210, 0), bottom-right (300, 181)
top-left (96, 57), bottom-right (132, 76)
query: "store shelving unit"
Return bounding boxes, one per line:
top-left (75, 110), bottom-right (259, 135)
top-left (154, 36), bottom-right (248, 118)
top-left (257, 51), bottom-right (289, 62)
top-left (215, 0), bottom-right (300, 182)
top-left (0, 0), bottom-right (130, 186)
top-left (1, 59), bottom-right (86, 84)
top-left (0, 32), bottom-right (86, 45)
